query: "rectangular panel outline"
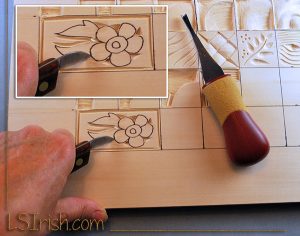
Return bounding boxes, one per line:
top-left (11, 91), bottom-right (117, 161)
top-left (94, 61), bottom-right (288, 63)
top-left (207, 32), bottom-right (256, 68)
top-left (39, 14), bottom-right (155, 72)
top-left (76, 108), bottom-right (162, 151)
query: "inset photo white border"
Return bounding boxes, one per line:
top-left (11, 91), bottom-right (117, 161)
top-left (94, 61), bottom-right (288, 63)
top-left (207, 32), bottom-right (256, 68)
top-left (15, 4), bottom-right (168, 98)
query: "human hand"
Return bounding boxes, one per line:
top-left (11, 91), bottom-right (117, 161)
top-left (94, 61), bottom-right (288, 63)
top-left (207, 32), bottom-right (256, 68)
top-left (17, 42), bottom-right (38, 96)
top-left (0, 126), bottom-right (108, 236)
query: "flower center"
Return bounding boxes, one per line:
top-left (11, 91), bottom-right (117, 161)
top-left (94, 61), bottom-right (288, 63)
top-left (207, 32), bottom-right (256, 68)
top-left (106, 36), bottom-right (128, 54)
top-left (130, 129), bottom-right (137, 134)
top-left (125, 125), bottom-right (142, 138)
top-left (112, 41), bottom-right (121, 49)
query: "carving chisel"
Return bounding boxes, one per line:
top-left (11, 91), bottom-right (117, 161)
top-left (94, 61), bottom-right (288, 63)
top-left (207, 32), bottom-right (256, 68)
top-left (72, 136), bottom-right (114, 173)
top-left (36, 51), bottom-right (90, 96)
top-left (182, 15), bottom-right (270, 166)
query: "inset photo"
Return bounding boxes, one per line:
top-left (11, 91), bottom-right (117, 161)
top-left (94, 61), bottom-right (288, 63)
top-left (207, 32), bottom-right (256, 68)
top-left (16, 5), bottom-right (167, 97)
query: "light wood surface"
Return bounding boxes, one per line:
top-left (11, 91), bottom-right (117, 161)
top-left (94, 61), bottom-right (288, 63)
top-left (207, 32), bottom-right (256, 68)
top-left (77, 109), bottom-right (161, 150)
top-left (63, 147), bottom-right (300, 209)
top-left (16, 6), bottom-right (167, 97)
top-left (10, 1), bottom-right (300, 208)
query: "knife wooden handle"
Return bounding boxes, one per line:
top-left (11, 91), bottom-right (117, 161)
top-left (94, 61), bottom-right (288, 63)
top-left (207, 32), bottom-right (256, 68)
top-left (203, 75), bottom-right (270, 166)
top-left (35, 58), bottom-right (59, 96)
top-left (72, 141), bottom-right (91, 173)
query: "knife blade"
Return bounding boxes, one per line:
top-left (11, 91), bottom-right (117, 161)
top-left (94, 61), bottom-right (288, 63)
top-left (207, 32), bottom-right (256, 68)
top-left (182, 14), bottom-right (224, 83)
top-left (72, 136), bottom-right (114, 173)
top-left (182, 14), bottom-right (270, 166)
top-left (35, 51), bottom-right (90, 96)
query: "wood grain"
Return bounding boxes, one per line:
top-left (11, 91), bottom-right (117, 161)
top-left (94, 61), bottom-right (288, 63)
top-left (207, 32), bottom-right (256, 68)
top-left (12, 3), bottom-right (300, 208)
top-left (159, 0), bottom-right (197, 32)
top-left (168, 32), bottom-right (198, 69)
top-left (49, 70), bottom-right (166, 97)
top-left (277, 31), bottom-right (300, 67)
top-left (235, 0), bottom-right (274, 30)
top-left (17, 6), bottom-right (167, 97)
top-left (197, 0), bottom-right (236, 30)
top-left (160, 108), bottom-right (203, 149)
top-left (63, 147), bottom-right (300, 208)
top-left (284, 106), bottom-right (300, 146)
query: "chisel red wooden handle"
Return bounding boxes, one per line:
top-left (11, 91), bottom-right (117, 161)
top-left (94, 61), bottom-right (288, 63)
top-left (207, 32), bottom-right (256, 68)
top-left (35, 58), bottom-right (59, 96)
top-left (203, 75), bottom-right (270, 166)
top-left (72, 141), bottom-right (91, 173)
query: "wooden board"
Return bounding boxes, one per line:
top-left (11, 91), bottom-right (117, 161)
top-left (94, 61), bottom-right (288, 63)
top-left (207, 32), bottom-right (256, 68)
top-left (10, 0), bottom-right (300, 209)
top-left (16, 6), bottom-right (167, 97)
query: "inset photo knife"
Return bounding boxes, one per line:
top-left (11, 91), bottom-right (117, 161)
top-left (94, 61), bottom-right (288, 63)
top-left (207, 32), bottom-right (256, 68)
top-left (182, 14), bottom-right (270, 166)
top-left (72, 136), bottom-right (114, 173)
top-left (36, 51), bottom-right (90, 96)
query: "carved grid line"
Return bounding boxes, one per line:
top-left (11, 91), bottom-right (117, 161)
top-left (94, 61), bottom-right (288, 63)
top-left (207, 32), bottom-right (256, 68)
top-left (75, 1), bottom-right (299, 150)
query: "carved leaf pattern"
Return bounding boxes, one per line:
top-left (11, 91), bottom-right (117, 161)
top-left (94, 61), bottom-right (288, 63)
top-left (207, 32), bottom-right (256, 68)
top-left (240, 32), bottom-right (274, 65)
top-left (56, 20), bottom-right (99, 39)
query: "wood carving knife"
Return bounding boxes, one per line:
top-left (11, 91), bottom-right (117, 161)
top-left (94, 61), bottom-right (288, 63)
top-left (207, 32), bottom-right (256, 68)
top-left (182, 14), bottom-right (270, 166)
top-left (72, 136), bottom-right (114, 173)
top-left (35, 51), bottom-right (90, 96)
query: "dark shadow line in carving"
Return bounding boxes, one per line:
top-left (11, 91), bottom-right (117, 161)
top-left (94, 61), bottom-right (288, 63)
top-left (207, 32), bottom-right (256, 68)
top-left (55, 45), bottom-right (64, 56)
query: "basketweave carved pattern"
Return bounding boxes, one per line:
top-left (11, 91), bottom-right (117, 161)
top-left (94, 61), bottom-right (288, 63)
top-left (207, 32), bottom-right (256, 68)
top-left (74, 0), bottom-right (300, 150)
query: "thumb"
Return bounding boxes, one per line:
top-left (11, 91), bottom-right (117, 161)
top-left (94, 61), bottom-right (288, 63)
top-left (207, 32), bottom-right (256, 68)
top-left (53, 197), bottom-right (108, 222)
top-left (17, 42), bottom-right (38, 96)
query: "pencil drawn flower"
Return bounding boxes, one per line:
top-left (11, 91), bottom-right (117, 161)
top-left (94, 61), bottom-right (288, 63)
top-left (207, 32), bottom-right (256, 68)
top-left (114, 115), bottom-right (153, 148)
top-left (91, 23), bottom-right (144, 67)
top-left (54, 20), bottom-right (144, 67)
top-left (87, 113), bottom-right (153, 148)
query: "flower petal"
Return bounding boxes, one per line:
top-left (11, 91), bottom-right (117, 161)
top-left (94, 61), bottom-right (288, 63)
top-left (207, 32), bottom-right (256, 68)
top-left (135, 115), bottom-right (148, 126)
top-left (110, 51), bottom-right (131, 67)
top-left (114, 130), bottom-right (129, 143)
top-left (118, 117), bottom-right (134, 129)
top-left (96, 26), bottom-right (117, 43)
top-left (90, 43), bottom-right (111, 61)
top-left (126, 35), bottom-right (144, 53)
top-left (128, 136), bottom-right (144, 148)
top-left (118, 23), bottom-right (136, 39)
top-left (140, 123), bottom-right (153, 138)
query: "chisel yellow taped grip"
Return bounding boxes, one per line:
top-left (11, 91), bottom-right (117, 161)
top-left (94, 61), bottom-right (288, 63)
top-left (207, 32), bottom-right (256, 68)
top-left (202, 74), bottom-right (269, 166)
top-left (203, 75), bottom-right (246, 125)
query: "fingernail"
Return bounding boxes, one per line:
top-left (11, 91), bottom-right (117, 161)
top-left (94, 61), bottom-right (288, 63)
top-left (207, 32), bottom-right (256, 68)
top-left (92, 209), bottom-right (108, 222)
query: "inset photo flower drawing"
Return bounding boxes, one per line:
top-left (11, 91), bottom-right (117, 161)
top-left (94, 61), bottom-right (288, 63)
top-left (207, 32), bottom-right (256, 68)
top-left (87, 113), bottom-right (154, 148)
top-left (54, 20), bottom-right (144, 67)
